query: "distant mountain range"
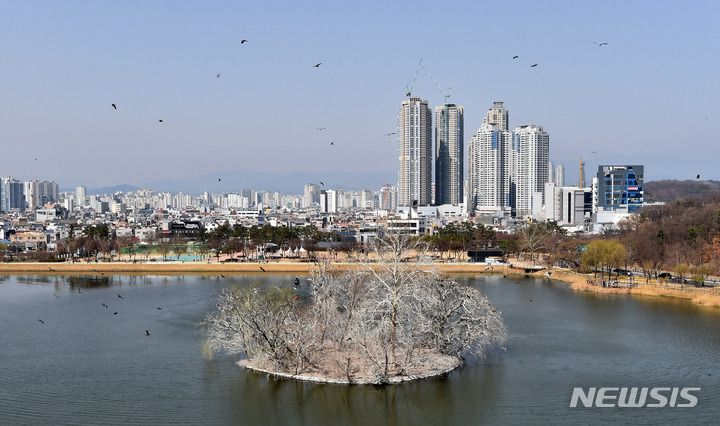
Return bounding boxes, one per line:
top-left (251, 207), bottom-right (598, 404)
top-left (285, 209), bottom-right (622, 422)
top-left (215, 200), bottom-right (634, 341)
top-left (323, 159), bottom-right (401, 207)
top-left (644, 179), bottom-right (720, 202)
top-left (66, 170), bottom-right (397, 196)
top-left (67, 175), bottom-right (720, 201)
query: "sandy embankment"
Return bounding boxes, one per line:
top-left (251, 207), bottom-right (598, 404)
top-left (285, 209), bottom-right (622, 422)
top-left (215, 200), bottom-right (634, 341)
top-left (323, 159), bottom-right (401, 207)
top-left (0, 261), bottom-right (516, 275)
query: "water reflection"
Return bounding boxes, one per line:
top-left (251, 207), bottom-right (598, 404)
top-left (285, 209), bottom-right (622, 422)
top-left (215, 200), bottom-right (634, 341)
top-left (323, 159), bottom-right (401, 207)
top-left (1, 274), bottom-right (719, 425)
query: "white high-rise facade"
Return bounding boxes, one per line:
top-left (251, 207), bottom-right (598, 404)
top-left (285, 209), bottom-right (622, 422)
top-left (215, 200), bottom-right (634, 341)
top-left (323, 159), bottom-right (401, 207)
top-left (468, 123), bottom-right (511, 210)
top-left (398, 97), bottom-right (432, 207)
top-left (512, 125), bottom-right (550, 217)
top-left (434, 104), bottom-right (463, 206)
top-left (75, 186), bottom-right (86, 207)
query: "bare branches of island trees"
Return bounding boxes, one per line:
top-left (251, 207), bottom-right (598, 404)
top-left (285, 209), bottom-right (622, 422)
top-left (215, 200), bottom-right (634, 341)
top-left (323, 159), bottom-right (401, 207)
top-left (201, 231), bottom-right (506, 385)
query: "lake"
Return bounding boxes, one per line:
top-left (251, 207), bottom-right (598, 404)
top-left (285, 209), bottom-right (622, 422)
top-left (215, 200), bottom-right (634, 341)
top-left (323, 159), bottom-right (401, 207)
top-left (1, 273), bottom-right (718, 425)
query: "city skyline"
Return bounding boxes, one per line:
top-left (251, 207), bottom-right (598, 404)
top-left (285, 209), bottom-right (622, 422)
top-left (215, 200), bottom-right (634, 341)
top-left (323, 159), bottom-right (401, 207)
top-left (2, 1), bottom-right (719, 189)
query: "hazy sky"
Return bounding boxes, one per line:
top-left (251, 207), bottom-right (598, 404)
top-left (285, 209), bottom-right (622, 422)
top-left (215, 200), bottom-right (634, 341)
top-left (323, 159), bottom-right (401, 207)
top-left (2, 1), bottom-right (719, 190)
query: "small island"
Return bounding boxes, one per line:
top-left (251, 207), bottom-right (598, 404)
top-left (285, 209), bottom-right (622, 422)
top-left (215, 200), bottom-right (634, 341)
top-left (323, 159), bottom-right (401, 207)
top-left (201, 232), bottom-right (506, 385)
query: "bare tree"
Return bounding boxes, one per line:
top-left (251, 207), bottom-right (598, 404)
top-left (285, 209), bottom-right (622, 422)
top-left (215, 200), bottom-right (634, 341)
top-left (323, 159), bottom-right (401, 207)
top-left (201, 230), bottom-right (507, 384)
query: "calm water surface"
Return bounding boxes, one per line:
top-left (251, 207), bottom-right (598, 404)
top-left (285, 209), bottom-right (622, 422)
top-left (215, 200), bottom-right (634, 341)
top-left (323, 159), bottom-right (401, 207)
top-left (1, 273), bottom-right (719, 425)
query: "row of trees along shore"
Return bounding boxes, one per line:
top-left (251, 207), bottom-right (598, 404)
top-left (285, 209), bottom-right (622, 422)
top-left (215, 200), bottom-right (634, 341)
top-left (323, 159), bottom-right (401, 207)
top-left (200, 232), bottom-right (507, 384)
top-left (3, 193), bottom-right (720, 283)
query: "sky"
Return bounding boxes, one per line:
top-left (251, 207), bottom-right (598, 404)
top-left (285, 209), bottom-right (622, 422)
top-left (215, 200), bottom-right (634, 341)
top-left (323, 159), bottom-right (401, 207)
top-left (2, 0), bottom-right (719, 192)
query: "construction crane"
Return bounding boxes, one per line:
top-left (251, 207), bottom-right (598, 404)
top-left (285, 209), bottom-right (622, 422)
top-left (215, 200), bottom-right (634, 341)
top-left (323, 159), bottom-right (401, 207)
top-left (405, 58), bottom-right (423, 97)
top-left (421, 64), bottom-right (452, 105)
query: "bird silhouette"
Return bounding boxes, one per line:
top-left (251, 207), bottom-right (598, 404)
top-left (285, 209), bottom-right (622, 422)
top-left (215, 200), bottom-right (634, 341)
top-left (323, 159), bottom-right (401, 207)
top-left (529, 299), bottom-right (533, 302)
top-left (48, 266), bottom-right (55, 272)
top-left (530, 64), bottom-right (538, 67)
top-left (259, 266), bottom-right (266, 272)
top-left (117, 293), bottom-right (123, 299)
top-left (113, 312), bottom-right (118, 315)
top-left (111, 103), bottom-right (117, 109)
top-left (53, 292), bottom-right (60, 298)
top-left (218, 178), bottom-right (222, 182)
top-left (405, 91), bottom-right (411, 96)
top-left (313, 63), bottom-right (322, 67)
top-left (156, 307), bottom-right (162, 310)
top-left (697, 174), bottom-right (701, 179)
top-left (158, 119), bottom-right (164, 123)
top-left (216, 73), bottom-right (221, 78)
top-left (385, 132), bottom-right (396, 136)
top-left (102, 303), bottom-right (108, 308)
top-left (241, 39), bottom-right (248, 44)
top-left (316, 127), bottom-right (326, 130)
top-left (319, 182), bottom-right (324, 186)
top-left (594, 42), bottom-right (608, 46)
top-left (512, 55), bottom-right (519, 59)
top-left (330, 141), bottom-right (334, 145)
top-left (145, 330), bottom-right (150, 336)
top-left (220, 274), bottom-right (226, 278)
top-left (38, 319), bottom-right (44, 324)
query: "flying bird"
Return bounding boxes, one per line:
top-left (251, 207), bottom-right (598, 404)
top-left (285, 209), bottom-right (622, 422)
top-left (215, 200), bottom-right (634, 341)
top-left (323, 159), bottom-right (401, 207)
top-left (594, 42), bottom-right (608, 46)
top-left (218, 178), bottom-right (222, 182)
top-left (38, 319), bottom-right (44, 324)
top-left (102, 303), bottom-right (109, 308)
top-left (241, 39), bottom-right (248, 44)
top-left (48, 267), bottom-right (55, 271)
top-left (53, 292), bottom-right (60, 298)
top-left (529, 299), bottom-right (533, 302)
top-left (259, 266), bottom-right (266, 272)
top-left (384, 132), bottom-right (396, 136)
top-left (113, 312), bottom-right (118, 315)
top-left (313, 63), bottom-right (322, 67)
top-left (219, 274), bottom-right (226, 278)
top-left (117, 293), bottom-right (123, 299)
top-left (216, 73), bottom-right (221, 78)
top-left (530, 64), bottom-right (538, 67)
top-left (319, 182), bottom-right (324, 186)
top-left (146, 330), bottom-right (150, 336)
top-left (158, 119), bottom-right (164, 123)
top-left (330, 141), bottom-right (334, 145)
top-left (316, 127), bottom-right (326, 130)
top-left (156, 307), bottom-right (162, 310)
top-left (512, 55), bottom-right (519, 59)
top-left (111, 103), bottom-right (117, 109)
top-left (697, 174), bottom-right (701, 179)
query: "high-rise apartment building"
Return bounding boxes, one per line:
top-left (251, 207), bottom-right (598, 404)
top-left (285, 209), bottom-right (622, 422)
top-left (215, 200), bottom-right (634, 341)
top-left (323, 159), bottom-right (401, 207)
top-left (75, 186), bottom-right (86, 208)
top-left (555, 164), bottom-right (565, 187)
top-left (303, 183), bottom-right (320, 208)
top-left (1, 177), bottom-right (26, 212)
top-left (483, 101), bottom-right (509, 131)
top-left (512, 125), bottom-right (550, 217)
top-left (379, 184), bottom-right (397, 211)
top-left (434, 104), bottom-right (464, 206)
top-left (467, 123), bottom-right (511, 210)
top-left (398, 97), bottom-right (432, 207)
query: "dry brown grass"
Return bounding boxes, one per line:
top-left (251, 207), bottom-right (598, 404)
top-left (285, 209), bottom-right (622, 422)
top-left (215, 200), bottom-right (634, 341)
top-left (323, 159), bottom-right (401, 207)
top-left (0, 261), bottom-right (513, 275)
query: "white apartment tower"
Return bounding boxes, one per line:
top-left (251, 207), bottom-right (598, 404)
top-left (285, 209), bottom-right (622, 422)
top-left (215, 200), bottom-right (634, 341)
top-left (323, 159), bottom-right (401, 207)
top-left (398, 97), bottom-right (432, 207)
top-left (468, 123), bottom-right (511, 210)
top-left (512, 125), bottom-right (550, 217)
top-left (434, 104), bottom-right (464, 206)
top-left (75, 186), bottom-right (86, 207)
